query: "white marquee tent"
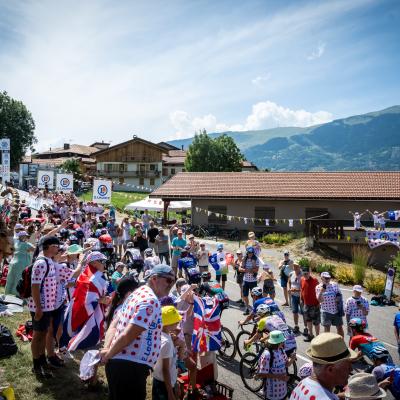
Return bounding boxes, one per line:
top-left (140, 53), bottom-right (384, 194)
top-left (124, 196), bottom-right (191, 212)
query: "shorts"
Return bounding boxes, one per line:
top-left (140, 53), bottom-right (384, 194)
top-left (30, 311), bottom-right (52, 332)
top-left (280, 275), bottom-right (288, 288)
top-left (199, 265), bottom-right (209, 273)
top-left (291, 295), bottom-right (303, 314)
top-left (321, 311), bottom-right (343, 327)
top-left (216, 274), bottom-right (227, 283)
top-left (263, 283), bottom-right (275, 296)
top-left (242, 281), bottom-right (257, 297)
top-left (303, 305), bottom-right (321, 325)
top-left (236, 272), bottom-right (244, 285)
top-left (51, 304), bottom-right (66, 336)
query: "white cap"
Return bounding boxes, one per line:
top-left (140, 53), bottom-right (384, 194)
top-left (353, 285), bottom-right (363, 293)
top-left (321, 271), bottom-right (331, 279)
top-left (15, 223), bottom-right (24, 230)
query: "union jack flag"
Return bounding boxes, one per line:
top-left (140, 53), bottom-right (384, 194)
top-left (192, 295), bottom-right (222, 353)
top-left (60, 264), bottom-right (107, 351)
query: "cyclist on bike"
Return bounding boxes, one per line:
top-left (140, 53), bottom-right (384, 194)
top-left (349, 318), bottom-right (393, 364)
top-left (371, 347), bottom-right (400, 399)
top-left (143, 247), bottom-right (160, 273)
top-left (121, 242), bottom-right (144, 274)
top-left (244, 304), bottom-right (297, 357)
top-left (239, 286), bottom-right (285, 327)
top-left (178, 246), bottom-right (197, 277)
top-left (198, 271), bottom-right (229, 309)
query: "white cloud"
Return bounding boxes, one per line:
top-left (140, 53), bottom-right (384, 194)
top-left (307, 42), bottom-right (326, 60)
top-left (169, 101), bottom-right (333, 137)
top-left (251, 73), bottom-right (271, 86)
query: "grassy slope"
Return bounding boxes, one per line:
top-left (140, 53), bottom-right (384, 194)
top-left (78, 191), bottom-right (147, 212)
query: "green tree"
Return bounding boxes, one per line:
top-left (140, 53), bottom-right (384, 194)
top-left (185, 131), bottom-right (244, 172)
top-left (60, 158), bottom-right (81, 175)
top-left (0, 91), bottom-right (37, 169)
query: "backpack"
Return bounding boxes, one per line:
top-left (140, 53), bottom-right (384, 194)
top-left (0, 324), bottom-right (18, 357)
top-left (16, 257), bottom-right (50, 299)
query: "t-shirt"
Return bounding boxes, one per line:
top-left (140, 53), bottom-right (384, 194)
top-left (153, 332), bottom-right (178, 385)
top-left (316, 282), bottom-right (340, 314)
top-left (54, 262), bottom-right (75, 308)
top-left (215, 251), bottom-right (228, 275)
top-left (289, 271), bottom-right (302, 296)
top-left (350, 333), bottom-right (385, 360)
top-left (171, 238), bottom-right (186, 256)
top-left (290, 377), bottom-right (338, 400)
top-left (197, 250), bottom-right (209, 267)
top-left (344, 296), bottom-right (369, 322)
top-left (394, 311), bottom-right (400, 334)
top-left (28, 256), bottom-right (57, 312)
top-left (111, 270), bottom-right (123, 291)
top-left (111, 285), bottom-right (162, 368)
top-left (260, 315), bottom-right (296, 353)
top-left (147, 228), bottom-right (159, 243)
top-left (243, 255), bottom-right (259, 283)
top-left (155, 234), bottom-right (169, 253)
top-left (258, 348), bottom-right (287, 400)
top-left (301, 277), bottom-right (319, 306)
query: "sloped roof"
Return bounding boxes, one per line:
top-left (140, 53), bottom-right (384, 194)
top-left (93, 137), bottom-right (168, 156)
top-left (162, 149), bottom-right (186, 165)
top-left (150, 171), bottom-right (400, 200)
top-left (36, 144), bottom-right (98, 157)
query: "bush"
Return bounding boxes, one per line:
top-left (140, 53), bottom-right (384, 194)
top-left (352, 246), bottom-right (369, 285)
top-left (334, 265), bottom-right (355, 285)
top-left (262, 233), bottom-right (296, 245)
top-left (315, 263), bottom-right (336, 278)
top-left (297, 257), bottom-right (310, 269)
top-left (364, 274), bottom-right (385, 295)
top-left (393, 251), bottom-right (400, 280)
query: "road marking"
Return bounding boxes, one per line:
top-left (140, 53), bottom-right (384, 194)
top-left (296, 353), bottom-right (311, 363)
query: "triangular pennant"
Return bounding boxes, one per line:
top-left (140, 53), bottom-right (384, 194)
top-left (265, 219), bottom-right (270, 226)
top-left (300, 219), bottom-right (303, 224)
top-left (346, 236), bottom-right (351, 242)
top-left (288, 219), bottom-right (294, 227)
top-left (244, 217), bottom-right (248, 224)
top-left (338, 234), bottom-right (341, 240)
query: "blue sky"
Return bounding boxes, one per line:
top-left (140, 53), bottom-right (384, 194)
top-left (0, 0), bottom-right (399, 151)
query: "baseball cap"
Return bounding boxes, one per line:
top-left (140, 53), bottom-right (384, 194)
top-left (188, 234), bottom-right (194, 239)
top-left (87, 251), bottom-right (107, 263)
top-left (236, 249), bottom-right (242, 254)
top-left (353, 285), bottom-right (363, 293)
top-left (16, 230), bottom-right (28, 237)
top-left (217, 243), bottom-right (224, 250)
top-left (145, 264), bottom-right (174, 280)
top-left (115, 262), bottom-right (126, 269)
top-left (321, 271), bottom-right (331, 279)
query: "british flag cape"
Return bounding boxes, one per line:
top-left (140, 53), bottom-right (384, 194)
top-left (60, 264), bottom-right (107, 351)
top-left (192, 295), bottom-right (221, 353)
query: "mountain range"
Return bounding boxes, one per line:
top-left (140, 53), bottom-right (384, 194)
top-left (167, 105), bottom-right (400, 171)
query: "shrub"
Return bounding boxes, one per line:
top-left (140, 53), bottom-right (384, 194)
top-left (352, 246), bottom-right (369, 284)
top-left (334, 265), bottom-right (355, 285)
top-left (262, 233), bottom-right (296, 245)
top-left (297, 257), bottom-right (310, 269)
top-left (315, 263), bottom-right (336, 278)
top-left (393, 251), bottom-right (400, 280)
top-left (363, 274), bottom-right (385, 295)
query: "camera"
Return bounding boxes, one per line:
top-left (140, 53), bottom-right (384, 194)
top-left (356, 300), bottom-right (361, 306)
top-left (322, 284), bottom-right (327, 289)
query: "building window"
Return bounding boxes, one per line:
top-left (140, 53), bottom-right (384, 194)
top-left (254, 207), bottom-right (275, 226)
top-left (104, 163), bottom-right (126, 172)
top-left (208, 206), bottom-right (227, 225)
top-left (139, 177), bottom-right (144, 185)
top-left (119, 177), bottom-right (125, 185)
top-left (150, 178), bottom-right (155, 186)
top-left (162, 168), bottom-right (168, 176)
top-left (171, 168), bottom-right (176, 175)
top-left (149, 164), bottom-right (156, 171)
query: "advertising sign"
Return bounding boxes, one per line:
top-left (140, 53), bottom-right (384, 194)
top-left (384, 266), bottom-right (396, 301)
top-left (56, 173), bottom-right (74, 192)
top-left (37, 170), bottom-right (54, 189)
top-left (0, 138), bottom-right (10, 151)
top-left (93, 179), bottom-right (112, 204)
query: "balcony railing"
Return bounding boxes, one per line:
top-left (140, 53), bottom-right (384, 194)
top-left (96, 170), bottom-right (160, 178)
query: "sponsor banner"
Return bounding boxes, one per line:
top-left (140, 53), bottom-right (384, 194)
top-left (0, 138), bottom-right (10, 151)
top-left (56, 173), bottom-right (74, 192)
top-left (92, 179), bottom-right (112, 204)
top-left (37, 170), bottom-right (54, 189)
top-left (366, 230), bottom-right (400, 249)
top-left (384, 266), bottom-right (396, 301)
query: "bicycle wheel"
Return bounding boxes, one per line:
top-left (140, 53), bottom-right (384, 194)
top-left (218, 326), bottom-right (236, 360)
top-left (236, 330), bottom-right (252, 358)
top-left (239, 352), bottom-right (264, 393)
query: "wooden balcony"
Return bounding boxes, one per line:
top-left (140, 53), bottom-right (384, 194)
top-left (96, 170), bottom-right (160, 178)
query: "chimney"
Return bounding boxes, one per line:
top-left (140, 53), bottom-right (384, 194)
top-left (181, 145), bottom-right (184, 150)
top-left (64, 143), bottom-right (70, 150)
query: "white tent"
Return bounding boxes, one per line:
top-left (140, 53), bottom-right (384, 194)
top-left (124, 196), bottom-right (191, 212)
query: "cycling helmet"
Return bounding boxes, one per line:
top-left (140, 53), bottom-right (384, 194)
top-left (95, 229), bottom-right (102, 238)
top-left (256, 304), bottom-right (271, 316)
top-left (251, 286), bottom-right (263, 297)
top-left (201, 271), bottom-right (211, 280)
top-left (369, 346), bottom-right (390, 360)
top-left (246, 246), bottom-right (255, 253)
top-left (126, 242), bottom-right (134, 248)
top-left (348, 318), bottom-right (367, 330)
top-left (144, 248), bottom-right (153, 256)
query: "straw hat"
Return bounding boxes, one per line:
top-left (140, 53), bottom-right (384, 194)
top-left (344, 373), bottom-right (386, 399)
top-left (306, 333), bottom-right (358, 365)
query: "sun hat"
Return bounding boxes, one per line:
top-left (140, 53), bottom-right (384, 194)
top-left (248, 231), bottom-right (255, 239)
top-left (236, 249), bottom-right (242, 254)
top-left (321, 271), bottom-right (331, 279)
top-left (344, 373), bottom-right (386, 399)
top-left (16, 230), bottom-right (29, 237)
top-left (268, 330), bottom-right (285, 345)
top-left (306, 333), bottom-right (358, 365)
top-left (161, 305), bottom-right (182, 326)
top-left (145, 264), bottom-right (174, 280)
top-left (353, 285), bottom-right (363, 293)
top-left (87, 251), bottom-right (107, 263)
top-left (67, 244), bottom-right (83, 255)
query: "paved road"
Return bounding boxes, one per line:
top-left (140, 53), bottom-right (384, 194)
top-left (200, 239), bottom-right (399, 399)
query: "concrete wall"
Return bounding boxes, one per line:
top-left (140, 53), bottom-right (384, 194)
top-left (191, 198), bottom-right (400, 231)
